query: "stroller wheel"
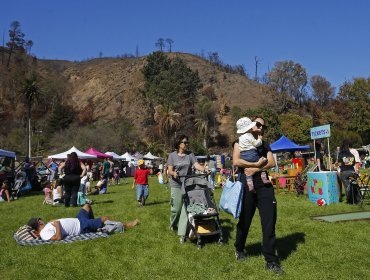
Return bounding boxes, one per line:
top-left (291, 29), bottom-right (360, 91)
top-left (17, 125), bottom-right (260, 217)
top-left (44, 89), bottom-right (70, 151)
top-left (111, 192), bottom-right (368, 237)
top-left (196, 240), bottom-right (202, 249)
top-left (218, 238), bottom-right (224, 245)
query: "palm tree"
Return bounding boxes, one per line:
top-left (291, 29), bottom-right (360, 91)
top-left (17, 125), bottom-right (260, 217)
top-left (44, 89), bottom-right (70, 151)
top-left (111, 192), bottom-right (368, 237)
top-left (21, 73), bottom-right (41, 158)
top-left (194, 97), bottom-right (214, 149)
top-left (154, 105), bottom-right (181, 147)
top-left (194, 118), bottom-right (208, 149)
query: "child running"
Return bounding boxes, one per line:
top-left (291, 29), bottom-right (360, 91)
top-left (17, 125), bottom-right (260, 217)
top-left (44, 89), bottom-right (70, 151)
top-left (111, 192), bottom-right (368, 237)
top-left (236, 117), bottom-right (269, 192)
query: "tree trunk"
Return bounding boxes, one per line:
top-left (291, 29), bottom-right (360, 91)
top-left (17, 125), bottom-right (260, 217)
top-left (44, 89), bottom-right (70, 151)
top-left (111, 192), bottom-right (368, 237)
top-left (27, 103), bottom-right (31, 159)
top-left (203, 124), bottom-right (208, 149)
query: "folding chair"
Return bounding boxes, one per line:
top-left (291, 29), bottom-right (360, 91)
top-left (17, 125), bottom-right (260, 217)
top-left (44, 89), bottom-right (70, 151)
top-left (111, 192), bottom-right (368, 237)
top-left (358, 174), bottom-right (370, 207)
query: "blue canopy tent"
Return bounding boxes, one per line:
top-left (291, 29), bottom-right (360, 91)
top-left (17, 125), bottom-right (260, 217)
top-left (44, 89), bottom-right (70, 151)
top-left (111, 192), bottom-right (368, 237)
top-left (270, 135), bottom-right (310, 152)
top-left (0, 149), bottom-right (16, 158)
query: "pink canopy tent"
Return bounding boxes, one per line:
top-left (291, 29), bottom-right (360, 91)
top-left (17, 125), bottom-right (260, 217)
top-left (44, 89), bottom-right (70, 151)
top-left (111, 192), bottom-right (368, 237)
top-left (85, 148), bottom-right (113, 159)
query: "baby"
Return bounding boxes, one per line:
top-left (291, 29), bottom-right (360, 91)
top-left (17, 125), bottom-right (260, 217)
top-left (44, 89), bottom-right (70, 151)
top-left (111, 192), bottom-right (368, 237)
top-left (236, 117), bottom-right (270, 192)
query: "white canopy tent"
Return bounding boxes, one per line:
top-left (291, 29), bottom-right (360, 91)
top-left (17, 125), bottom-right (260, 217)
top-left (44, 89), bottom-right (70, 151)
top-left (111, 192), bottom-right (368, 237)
top-left (121, 152), bottom-right (136, 162)
top-left (105, 151), bottom-right (125, 160)
top-left (143, 152), bottom-right (162, 160)
top-left (48, 146), bottom-right (97, 160)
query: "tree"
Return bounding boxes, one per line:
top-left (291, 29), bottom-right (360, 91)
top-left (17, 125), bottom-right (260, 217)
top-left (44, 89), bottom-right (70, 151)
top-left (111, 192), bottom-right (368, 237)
top-left (338, 78), bottom-right (370, 143)
top-left (310, 75), bottom-right (335, 108)
top-left (47, 103), bottom-right (74, 134)
top-left (25, 40), bottom-right (33, 55)
top-left (279, 113), bottom-right (312, 144)
top-left (194, 96), bottom-right (214, 149)
top-left (166, 38), bottom-right (174, 52)
top-left (155, 38), bottom-right (165, 52)
top-left (142, 52), bottom-right (201, 110)
top-left (254, 56), bottom-right (261, 81)
top-left (6, 21), bottom-right (25, 68)
top-left (21, 73), bottom-right (41, 157)
top-left (266, 60), bottom-right (308, 112)
top-left (153, 105), bottom-right (181, 147)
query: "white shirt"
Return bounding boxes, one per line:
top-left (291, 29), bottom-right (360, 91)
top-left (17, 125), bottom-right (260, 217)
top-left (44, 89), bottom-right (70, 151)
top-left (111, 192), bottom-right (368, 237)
top-left (40, 218), bottom-right (81, 240)
top-left (239, 132), bottom-right (262, 151)
top-left (52, 188), bottom-right (61, 200)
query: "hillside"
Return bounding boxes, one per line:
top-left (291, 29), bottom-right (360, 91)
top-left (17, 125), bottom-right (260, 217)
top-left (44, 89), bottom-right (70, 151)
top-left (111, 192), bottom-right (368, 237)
top-left (43, 53), bottom-right (269, 136)
top-left (0, 51), bottom-right (270, 152)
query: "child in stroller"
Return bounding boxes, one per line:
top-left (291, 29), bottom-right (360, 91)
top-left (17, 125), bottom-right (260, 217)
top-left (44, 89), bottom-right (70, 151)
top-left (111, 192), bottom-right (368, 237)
top-left (181, 174), bottom-right (223, 249)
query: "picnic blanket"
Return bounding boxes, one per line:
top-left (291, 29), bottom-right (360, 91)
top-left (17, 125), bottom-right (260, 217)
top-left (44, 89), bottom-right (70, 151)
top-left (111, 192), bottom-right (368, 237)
top-left (311, 211), bottom-right (370, 223)
top-left (14, 231), bottom-right (109, 246)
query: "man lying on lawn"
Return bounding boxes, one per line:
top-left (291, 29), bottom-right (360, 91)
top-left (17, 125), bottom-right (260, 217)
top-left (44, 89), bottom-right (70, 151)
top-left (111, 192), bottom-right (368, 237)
top-left (28, 204), bottom-right (139, 241)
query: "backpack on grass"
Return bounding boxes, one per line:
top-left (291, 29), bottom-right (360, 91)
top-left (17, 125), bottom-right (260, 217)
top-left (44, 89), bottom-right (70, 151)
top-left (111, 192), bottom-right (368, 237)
top-left (98, 220), bottom-right (124, 234)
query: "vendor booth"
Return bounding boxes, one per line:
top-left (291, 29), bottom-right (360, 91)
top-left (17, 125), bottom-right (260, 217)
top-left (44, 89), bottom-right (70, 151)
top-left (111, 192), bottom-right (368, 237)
top-left (85, 148), bottom-right (113, 159)
top-left (48, 146), bottom-right (97, 160)
top-left (307, 124), bottom-right (339, 205)
top-left (270, 136), bottom-right (310, 192)
top-left (105, 152), bottom-right (125, 160)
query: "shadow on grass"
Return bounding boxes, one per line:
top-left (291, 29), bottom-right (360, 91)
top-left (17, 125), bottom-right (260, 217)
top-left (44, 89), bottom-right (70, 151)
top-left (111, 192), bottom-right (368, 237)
top-left (245, 232), bottom-right (306, 260)
top-left (93, 200), bottom-right (114, 204)
top-left (219, 218), bottom-right (234, 243)
top-left (144, 200), bottom-right (169, 206)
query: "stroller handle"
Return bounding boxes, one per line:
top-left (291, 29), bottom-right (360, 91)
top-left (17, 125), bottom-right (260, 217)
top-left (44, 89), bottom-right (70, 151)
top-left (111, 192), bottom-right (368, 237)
top-left (177, 173), bottom-right (208, 179)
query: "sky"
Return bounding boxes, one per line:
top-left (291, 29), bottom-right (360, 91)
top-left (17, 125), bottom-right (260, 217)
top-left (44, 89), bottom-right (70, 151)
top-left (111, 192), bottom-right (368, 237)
top-left (1, 0), bottom-right (369, 92)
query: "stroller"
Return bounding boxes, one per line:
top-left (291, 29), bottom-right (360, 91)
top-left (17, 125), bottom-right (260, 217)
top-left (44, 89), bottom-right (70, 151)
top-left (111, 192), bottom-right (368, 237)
top-left (12, 171), bottom-right (32, 199)
top-left (181, 174), bottom-right (223, 249)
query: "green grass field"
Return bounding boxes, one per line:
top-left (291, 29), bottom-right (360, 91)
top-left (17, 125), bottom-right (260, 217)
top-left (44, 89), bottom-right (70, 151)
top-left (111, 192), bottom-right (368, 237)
top-left (1, 176), bottom-right (370, 280)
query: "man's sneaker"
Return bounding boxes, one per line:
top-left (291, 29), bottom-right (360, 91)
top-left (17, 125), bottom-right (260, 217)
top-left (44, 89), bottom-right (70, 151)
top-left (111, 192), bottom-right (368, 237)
top-left (235, 250), bottom-right (246, 261)
top-left (265, 262), bottom-right (284, 275)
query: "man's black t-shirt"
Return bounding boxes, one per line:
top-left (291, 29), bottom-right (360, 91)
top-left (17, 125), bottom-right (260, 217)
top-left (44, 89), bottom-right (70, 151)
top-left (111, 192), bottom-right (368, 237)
top-left (338, 150), bottom-right (355, 172)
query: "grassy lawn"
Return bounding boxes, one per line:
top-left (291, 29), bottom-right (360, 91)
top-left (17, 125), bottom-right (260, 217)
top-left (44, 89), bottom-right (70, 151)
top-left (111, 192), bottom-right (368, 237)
top-left (1, 176), bottom-right (370, 280)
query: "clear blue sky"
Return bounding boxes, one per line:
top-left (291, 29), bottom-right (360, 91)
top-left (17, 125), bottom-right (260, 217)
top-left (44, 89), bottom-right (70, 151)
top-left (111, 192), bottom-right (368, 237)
top-left (1, 0), bottom-right (369, 92)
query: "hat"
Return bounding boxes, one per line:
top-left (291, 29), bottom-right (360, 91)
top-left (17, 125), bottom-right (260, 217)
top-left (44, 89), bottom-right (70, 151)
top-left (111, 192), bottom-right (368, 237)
top-left (137, 159), bottom-right (145, 166)
top-left (27, 217), bottom-right (41, 231)
top-left (236, 117), bottom-right (256, 134)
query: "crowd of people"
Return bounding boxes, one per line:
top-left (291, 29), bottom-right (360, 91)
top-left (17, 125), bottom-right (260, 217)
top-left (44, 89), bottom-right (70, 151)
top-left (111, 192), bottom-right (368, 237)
top-left (3, 114), bottom-right (369, 276)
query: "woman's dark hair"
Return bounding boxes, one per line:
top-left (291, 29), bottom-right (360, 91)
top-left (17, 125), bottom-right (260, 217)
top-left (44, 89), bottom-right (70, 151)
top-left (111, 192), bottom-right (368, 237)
top-left (341, 140), bottom-right (350, 153)
top-left (55, 178), bottom-right (63, 186)
top-left (65, 152), bottom-right (80, 172)
top-left (174, 134), bottom-right (188, 150)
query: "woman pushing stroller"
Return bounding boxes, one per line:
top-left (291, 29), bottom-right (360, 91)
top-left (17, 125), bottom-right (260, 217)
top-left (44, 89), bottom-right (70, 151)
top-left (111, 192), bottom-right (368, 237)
top-left (167, 134), bottom-right (208, 244)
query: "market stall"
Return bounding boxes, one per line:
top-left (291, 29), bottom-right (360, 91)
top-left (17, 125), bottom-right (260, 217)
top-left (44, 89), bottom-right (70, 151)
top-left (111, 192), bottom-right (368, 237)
top-left (307, 124), bottom-right (339, 205)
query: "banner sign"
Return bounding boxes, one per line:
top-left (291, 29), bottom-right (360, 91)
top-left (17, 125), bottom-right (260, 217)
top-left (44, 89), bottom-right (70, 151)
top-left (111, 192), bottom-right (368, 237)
top-left (310, 124), bottom-right (331, 140)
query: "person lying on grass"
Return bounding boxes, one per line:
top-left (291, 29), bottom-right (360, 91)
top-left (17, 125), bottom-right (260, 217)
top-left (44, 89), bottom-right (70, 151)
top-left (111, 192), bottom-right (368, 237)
top-left (27, 204), bottom-right (140, 241)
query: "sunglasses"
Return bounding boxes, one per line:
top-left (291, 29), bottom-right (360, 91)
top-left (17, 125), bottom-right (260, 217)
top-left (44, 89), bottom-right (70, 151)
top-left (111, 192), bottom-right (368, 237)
top-left (181, 141), bottom-right (189, 145)
top-left (256, 122), bottom-right (267, 129)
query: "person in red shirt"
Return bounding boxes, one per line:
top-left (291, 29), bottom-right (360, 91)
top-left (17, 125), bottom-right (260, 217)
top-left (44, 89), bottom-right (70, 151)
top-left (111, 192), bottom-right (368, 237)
top-left (133, 159), bottom-right (153, 207)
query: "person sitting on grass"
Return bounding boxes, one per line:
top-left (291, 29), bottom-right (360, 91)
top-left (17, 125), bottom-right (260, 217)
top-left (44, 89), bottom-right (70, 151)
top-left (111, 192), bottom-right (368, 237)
top-left (0, 180), bottom-right (11, 203)
top-left (27, 204), bottom-right (140, 241)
